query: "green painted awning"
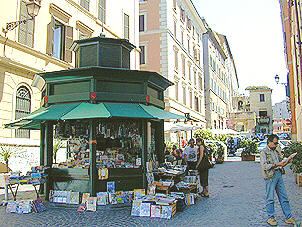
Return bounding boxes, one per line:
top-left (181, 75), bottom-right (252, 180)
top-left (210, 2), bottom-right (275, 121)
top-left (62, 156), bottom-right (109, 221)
top-left (25, 103), bottom-right (81, 120)
top-left (103, 103), bottom-right (154, 119)
top-left (139, 104), bottom-right (184, 120)
top-left (5, 102), bottom-right (185, 129)
top-left (61, 103), bottom-right (111, 120)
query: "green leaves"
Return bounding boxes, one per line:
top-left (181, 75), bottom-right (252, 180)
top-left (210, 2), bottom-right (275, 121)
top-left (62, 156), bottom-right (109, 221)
top-left (0, 145), bottom-right (24, 172)
top-left (283, 142), bottom-right (302, 173)
top-left (241, 139), bottom-right (258, 158)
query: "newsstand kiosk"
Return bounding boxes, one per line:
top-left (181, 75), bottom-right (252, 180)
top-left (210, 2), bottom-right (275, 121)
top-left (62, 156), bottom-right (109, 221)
top-left (5, 36), bottom-right (185, 199)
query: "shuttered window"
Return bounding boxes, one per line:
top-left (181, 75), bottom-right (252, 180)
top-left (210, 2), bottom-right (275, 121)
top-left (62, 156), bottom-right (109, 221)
top-left (98, 0), bottom-right (106, 23)
top-left (139, 46), bottom-right (145, 65)
top-left (175, 81), bottom-right (179, 101)
top-left (124, 13), bottom-right (129, 40)
top-left (183, 86), bottom-right (186, 105)
top-left (15, 86), bottom-right (31, 138)
top-left (80, 0), bottom-right (90, 11)
top-left (18, 0), bottom-right (35, 48)
top-left (139, 15), bottom-right (145, 32)
top-left (195, 96), bottom-right (199, 112)
top-left (46, 17), bottom-right (73, 63)
top-left (189, 91), bottom-right (192, 109)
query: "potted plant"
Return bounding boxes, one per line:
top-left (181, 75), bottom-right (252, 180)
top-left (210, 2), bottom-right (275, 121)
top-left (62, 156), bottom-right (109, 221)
top-left (283, 142), bottom-right (302, 187)
top-left (214, 144), bottom-right (224, 164)
top-left (0, 145), bottom-right (23, 173)
top-left (241, 139), bottom-right (258, 161)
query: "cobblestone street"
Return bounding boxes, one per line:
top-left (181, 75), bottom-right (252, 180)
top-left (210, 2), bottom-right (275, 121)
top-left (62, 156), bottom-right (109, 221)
top-left (0, 161), bottom-right (301, 227)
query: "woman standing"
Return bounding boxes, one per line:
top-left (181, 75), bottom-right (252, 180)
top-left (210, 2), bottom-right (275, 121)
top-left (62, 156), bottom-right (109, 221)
top-left (196, 138), bottom-right (210, 197)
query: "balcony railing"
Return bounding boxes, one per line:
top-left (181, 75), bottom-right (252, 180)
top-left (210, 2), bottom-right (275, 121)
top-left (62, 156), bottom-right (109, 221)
top-left (258, 116), bottom-right (270, 124)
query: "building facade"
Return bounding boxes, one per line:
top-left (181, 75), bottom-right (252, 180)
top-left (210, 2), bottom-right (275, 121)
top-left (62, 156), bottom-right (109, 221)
top-left (139, 0), bottom-right (206, 132)
top-left (0, 0), bottom-right (140, 169)
top-left (279, 0), bottom-right (302, 141)
top-left (202, 21), bottom-right (238, 129)
top-left (246, 86), bottom-right (273, 134)
top-left (228, 95), bottom-right (256, 132)
top-left (273, 99), bottom-right (291, 120)
top-left (273, 99), bottom-right (291, 134)
top-left (217, 33), bottom-right (239, 123)
top-left (273, 118), bottom-right (291, 134)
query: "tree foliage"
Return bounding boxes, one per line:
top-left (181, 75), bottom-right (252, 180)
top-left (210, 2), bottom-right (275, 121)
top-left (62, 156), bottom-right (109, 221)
top-left (283, 142), bottom-right (302, 173)
top-left (194, 129), bottom-right (213, 140)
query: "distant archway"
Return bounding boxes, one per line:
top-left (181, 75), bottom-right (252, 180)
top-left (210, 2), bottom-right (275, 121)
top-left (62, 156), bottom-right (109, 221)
top-left (238, 101), bottom-right (243, 110)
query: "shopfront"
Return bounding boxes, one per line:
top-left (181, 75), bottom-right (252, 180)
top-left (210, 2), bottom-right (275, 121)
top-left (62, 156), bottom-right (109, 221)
top-left (5, 36), bottom-right (185, 199)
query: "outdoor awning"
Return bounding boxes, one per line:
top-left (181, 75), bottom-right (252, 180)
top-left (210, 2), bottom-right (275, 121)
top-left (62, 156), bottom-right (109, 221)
top-left (164, 122), bottom-right (203, 132)
top-left (5, 102), bottom-right (185, 129)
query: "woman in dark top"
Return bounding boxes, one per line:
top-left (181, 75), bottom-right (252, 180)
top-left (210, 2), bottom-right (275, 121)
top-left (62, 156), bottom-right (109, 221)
top-left (196, 137), bottom-right (210, 197)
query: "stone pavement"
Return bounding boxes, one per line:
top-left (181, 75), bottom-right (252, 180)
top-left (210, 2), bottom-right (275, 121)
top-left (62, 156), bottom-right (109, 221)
top-left (0, 162), bottom-right (301, 227)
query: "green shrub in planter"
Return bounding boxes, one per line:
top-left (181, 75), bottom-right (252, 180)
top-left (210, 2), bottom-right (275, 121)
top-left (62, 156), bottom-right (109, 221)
top-left (214, 144), bottom-right (225, 163)
top-left (283, 142), bottom-right (302, 174)
top-left (241, 139), bottom-right (258, 158)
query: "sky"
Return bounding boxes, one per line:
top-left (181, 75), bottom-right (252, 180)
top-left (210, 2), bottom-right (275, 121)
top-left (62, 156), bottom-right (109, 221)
top-left (191, 0), bottom-right (288, 105)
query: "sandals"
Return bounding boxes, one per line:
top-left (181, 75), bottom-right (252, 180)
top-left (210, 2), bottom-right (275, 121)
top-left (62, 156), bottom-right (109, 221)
top-left (200, 192), bottom-right (210, 197)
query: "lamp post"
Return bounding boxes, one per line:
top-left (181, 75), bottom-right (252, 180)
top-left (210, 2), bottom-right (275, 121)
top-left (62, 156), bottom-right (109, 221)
top-left (2, 0), bottom-right (41, 36)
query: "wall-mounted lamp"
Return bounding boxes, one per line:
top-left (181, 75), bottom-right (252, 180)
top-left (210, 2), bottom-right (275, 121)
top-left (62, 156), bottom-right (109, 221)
top-left (2, 0), bottom-right (41, 36)
top-left (274, 74), bottom-right (287, 86)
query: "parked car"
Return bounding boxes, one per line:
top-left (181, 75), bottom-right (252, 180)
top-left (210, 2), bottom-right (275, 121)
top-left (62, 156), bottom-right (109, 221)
top-left (256, 133), bottom-right (265, 141)
top-left (279, 140), bottom-right (291, 151)
top-left (277, 133), bottom-right (291, 140)
top-left (257, 139), bottom-right (290, 152)
top-left (257, 141), bottom-right (267, 152)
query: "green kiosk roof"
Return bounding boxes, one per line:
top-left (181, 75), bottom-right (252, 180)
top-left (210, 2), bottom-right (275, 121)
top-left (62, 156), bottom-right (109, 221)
top-left (5, 102), bottom-right (185, 129)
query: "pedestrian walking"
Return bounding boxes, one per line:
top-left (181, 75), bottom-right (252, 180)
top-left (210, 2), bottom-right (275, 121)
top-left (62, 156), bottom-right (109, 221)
top-left (260, 134), bottom-right (296, 226)
top-left (181, 137), bottom-right (187, 148)
top-left (183, 138), bottom-right (198, 170)
top-left (196, 138), bottom-right (211, 197)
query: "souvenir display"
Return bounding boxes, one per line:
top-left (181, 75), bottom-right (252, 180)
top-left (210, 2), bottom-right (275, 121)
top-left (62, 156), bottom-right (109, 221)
top-left (6, 166), bottom-right (47, 185)
top-left (131, 193), bottom-right (177, 219)
top-left (6, 198), bottom-right (46, 214)
top-left (96, 192), bottom-right (108, 206)
top-left (86, 197), bottom-right (97, 212)
top-left (49, 190), bottom-right (80, 205)
top-left (53, 120), bottom-right (143, 170)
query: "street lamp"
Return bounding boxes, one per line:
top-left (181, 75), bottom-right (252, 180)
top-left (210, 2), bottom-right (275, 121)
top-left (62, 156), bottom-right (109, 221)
top-left (274, 74), bottom-right (287, 86)
top-left (2, 0), bottom-right (41, 36)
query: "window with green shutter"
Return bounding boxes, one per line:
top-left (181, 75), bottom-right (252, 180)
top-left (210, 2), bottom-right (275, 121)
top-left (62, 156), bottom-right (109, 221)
top-left (46, 17), bottom-right (73, 63)
top-left (98, 0), bottom-right (106, 23)
top-left (80, 0), bottom-right (90, 11)
top-left (18, 0), bottom-right (35, 48)
top-left (124, 13), bottom-right (129, 40)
